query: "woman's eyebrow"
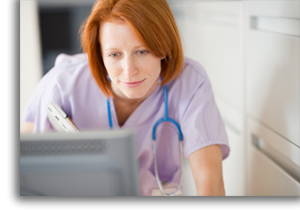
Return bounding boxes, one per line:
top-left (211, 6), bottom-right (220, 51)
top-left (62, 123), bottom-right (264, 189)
top-left (103, 45), bottom-right (146, 51)
top-left (103, 47), bottom-right (120, 51)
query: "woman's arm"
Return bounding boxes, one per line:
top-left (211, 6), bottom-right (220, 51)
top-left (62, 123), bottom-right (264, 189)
top-left (188, 144), bottom-right (225, 196)
top-left (21, 122), bottom-right (34, 133)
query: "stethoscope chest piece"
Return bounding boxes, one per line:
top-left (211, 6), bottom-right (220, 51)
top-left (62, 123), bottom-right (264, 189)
top-left (152, 120), bottom-right (184, 196)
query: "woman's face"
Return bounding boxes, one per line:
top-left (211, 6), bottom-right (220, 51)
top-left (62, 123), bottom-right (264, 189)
top-left (100, 19), bottom-right (162, 100)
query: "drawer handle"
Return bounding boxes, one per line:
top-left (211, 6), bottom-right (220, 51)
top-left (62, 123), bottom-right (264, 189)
top-left (252, 134), bottom-right (300, 183)
top-left (250, 16), bottom-right (300, 37)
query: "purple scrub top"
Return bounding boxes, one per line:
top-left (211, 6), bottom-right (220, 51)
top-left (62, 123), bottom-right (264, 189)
top-left (22, 53), bottom-right (230, 196)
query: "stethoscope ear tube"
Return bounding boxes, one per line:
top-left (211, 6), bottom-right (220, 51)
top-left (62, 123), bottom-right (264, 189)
top-left (152, 85), bottom-right (183, 141)
top-left (152, 141), bottom-right (184, 196)
top-left (107, 99), bottom-right (113, 129)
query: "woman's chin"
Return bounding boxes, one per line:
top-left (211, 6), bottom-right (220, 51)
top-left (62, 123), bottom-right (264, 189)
top-left (122, 91), bottom-right (147, 100)
top-left (115, 82), bottom-right (159, 101)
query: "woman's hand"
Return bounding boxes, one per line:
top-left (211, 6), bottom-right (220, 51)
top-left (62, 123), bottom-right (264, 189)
top-left (188, 144), bottom-right (225, 196)
top-left (21, 122), bottom-right (34, 133)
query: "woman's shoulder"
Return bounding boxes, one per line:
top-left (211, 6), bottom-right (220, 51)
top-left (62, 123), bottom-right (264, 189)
top-left (169, 57), bottom-right (210, 93)
top-left (22, 53), bottom-right (104, 129)
top-left (41, 53), bottom-right (93, 93)
top-left (48, 53), bottom-right (90, 79)
top-left (182, 57), bottom-right (209, 81)
top-left (167, 57), bottom-right (213, 117)
top-left (29, 53), bottom-right (100, 110)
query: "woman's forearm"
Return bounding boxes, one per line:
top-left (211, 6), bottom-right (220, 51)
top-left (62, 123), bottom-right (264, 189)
top-left (196, 177), bottom-right (225, 196)
top-left (188, 145), bottom-right (225, 196)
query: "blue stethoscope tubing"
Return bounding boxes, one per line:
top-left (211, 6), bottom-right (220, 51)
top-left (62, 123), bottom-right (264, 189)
top-left (106, 85), bottom-right (184, 196)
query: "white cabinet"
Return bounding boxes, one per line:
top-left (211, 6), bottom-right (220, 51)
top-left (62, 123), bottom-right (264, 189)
top-left (246, 0), bottom-right (300, 195)
top-left (247, 1), bottom-right (300, 147)
top-left (247, 118), bottom-right (300, 196)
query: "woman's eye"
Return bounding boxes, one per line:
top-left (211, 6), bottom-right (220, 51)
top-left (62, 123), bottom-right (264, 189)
top-left (109, 53), bottom-right (120, 57)
top-left (137, 50), bottom-right (147, 55)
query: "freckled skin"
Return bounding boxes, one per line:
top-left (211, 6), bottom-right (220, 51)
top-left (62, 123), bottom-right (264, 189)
top-left (100, 19), bottom-right (162, 102)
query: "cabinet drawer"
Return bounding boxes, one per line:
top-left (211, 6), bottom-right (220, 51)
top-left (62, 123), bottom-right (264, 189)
top-left (247, 118), bottom-right (300, 196)
top-left (247, 29), bottom-right (300, 146)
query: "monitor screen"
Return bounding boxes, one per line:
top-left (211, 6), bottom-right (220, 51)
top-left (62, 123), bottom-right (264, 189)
top-left (20, 129), bottom-right (140, 196)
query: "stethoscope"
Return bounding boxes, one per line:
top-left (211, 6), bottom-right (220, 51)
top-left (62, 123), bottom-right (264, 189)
top-left (106, 85), bottom-right (184, 196)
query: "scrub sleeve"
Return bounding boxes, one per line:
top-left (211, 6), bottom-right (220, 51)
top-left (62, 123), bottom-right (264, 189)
top-left (179, 60), bottom-right (230, 160)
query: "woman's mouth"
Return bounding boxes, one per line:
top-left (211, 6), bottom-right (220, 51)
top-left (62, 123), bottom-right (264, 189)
top-left (121, 79), bottom-right (145, 88)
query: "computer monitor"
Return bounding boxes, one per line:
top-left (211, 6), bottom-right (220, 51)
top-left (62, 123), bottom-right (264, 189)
top-left (20, 129), bottom-right (140, 196)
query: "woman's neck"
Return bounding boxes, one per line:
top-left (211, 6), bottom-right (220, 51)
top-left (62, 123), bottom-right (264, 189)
top-left (112, 97), bottom-right (144, 127)
top-left (112, 81), bottom-right (160, 127)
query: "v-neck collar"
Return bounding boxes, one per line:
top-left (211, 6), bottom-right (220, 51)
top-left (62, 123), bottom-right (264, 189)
top-left (108, 84), bottom-right (163, 129)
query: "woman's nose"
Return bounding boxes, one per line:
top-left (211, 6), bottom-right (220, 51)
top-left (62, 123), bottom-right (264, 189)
top-left (123, 56), bottom-right (138, 77)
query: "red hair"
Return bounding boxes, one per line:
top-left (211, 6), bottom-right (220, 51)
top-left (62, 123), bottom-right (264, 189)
top-left (80, 0), bottom-right (183, 98)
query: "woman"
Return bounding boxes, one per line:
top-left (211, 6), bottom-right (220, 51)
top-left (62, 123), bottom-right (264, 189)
top-left (21, 0), bottom-right (230, 196)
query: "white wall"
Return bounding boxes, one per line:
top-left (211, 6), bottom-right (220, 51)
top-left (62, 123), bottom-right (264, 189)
top-left (20, 0), bottom-right (43, 128)
top-left (246, 0), bottom-right (300, 195)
